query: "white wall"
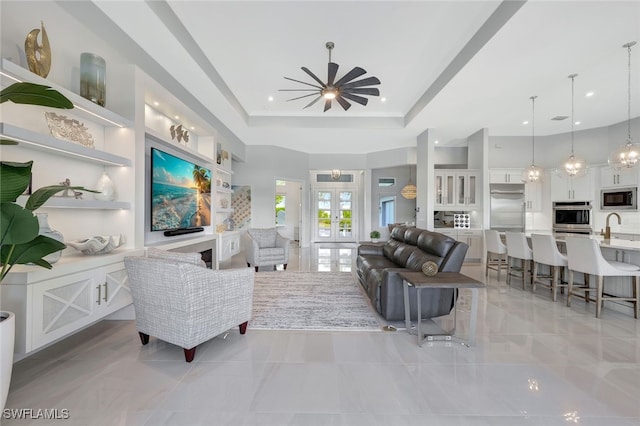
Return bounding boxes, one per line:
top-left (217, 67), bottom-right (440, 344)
top-left (276, 180), bottom-right (302, 241)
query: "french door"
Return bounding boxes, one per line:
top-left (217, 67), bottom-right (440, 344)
top-left (314, 189), bottom-right (356, 242)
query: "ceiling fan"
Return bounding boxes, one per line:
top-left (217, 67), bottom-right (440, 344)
top-left (280, 42), bottom-right (381, 112)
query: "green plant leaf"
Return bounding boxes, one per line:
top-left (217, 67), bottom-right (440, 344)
top-left (0, 139), bottom-right (19, 145)
top-left (0, 235), bottom-right (65, 267)
top-left (0, 161), bottom-right (33, 202)
top-left (0, 202), bottom-right (39, 245)
top-left (25, 185), bottom-right (99, 211)
top-left (0, 82), bottom-right (73, 109)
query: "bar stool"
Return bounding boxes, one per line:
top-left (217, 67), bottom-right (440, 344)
top-left (484, 229), bottom-right (507, 281)
top-left (531, 234), bottom-right (567, 302)
top-left (505, 231), bottom-right (533, 289)
top-left (565, 237), bottom-right (640, 318)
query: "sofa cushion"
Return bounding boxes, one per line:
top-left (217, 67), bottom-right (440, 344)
top-left (417, 231), bottom-right (456, 258)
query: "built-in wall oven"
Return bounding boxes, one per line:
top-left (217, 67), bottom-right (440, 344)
top-left (552, 201), bottom-right (592, 234)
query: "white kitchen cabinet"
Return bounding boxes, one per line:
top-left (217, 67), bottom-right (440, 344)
top-left (524, 180), bottom-right (542, 211)
top-left (550, 172), bottom-right (595, 201)
top-left (599, 166), bottom-right (639, 188)
top-left (435, 170), bottom-right (480, 209)
top-left (489, 169), bottom-right (523, 184)
top-left (457, 230), bottom-right (483, 262)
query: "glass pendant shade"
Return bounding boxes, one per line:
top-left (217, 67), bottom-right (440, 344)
top-left (609, 42), bottom-right (637, 171)
top-left (522, 95), bottom-right (543, 183)
top-left (609, 141), bottom-right (640, 170)
top-left (559, 73), bottom-right (588, 178)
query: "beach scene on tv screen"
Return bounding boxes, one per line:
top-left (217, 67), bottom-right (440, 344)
top-left (151, 149), bottom-right (211, 231)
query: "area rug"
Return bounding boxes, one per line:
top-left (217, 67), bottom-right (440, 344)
top-left (249, 271), bottom-right (382, 331)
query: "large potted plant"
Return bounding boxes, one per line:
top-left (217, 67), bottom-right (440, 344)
top-left (0, 82), bottom-right (86, 411)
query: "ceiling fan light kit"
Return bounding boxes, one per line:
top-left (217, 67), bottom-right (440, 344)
top-left (609, 41), bottom-right (639, 170)
top-left (280, 41), bottom-right (381, 112)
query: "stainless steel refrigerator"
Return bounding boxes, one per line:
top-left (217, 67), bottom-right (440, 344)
top-left (490, 184), bottom-right (525, 232)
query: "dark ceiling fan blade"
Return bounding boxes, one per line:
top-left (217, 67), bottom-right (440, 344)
top-left (347, 87), bottom-right (380, 96)
top-left (335, 95), bottom-right (351, 111)
top-left (286, 93), bottom-right (320, 102)
top-left (327, 62), bottom-right (339, 86)
top-left (333, 66), bottom-right (366, 87)
top-left (304, 96), bottom-right (323, 109)
top-left (324, 98), bottom-right (332, 112)
top-left (283, 76), bottom-right (323, 89)
top-left (278, 89), bottom-right (319, 92)
top-left (341, 76), bottom-right (381, 90)
top-left (340, 92), bottom-right (369, 106)
top-left (301, 67), bottom-right (327, 87)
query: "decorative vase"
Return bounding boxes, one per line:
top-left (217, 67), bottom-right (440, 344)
top-left (93, 172), bottom-right (116, 201)
top-left (36, 213), bottom-right (64, 264)
top-left (80, 52), bottom-right (106, 107)
top-left (1, 311), bottom-right (15, 412)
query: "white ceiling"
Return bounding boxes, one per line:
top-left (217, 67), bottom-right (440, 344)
top-left (90, 0), bottom-right (640, 154)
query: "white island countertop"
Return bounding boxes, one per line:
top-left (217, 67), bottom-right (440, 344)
top-left (525, 231), bottom-right (640, 252)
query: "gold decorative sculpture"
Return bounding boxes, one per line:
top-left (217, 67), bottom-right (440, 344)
top-left (25, 21), bottom-right (51, 78)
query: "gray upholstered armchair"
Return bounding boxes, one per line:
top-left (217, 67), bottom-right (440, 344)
top-left (124, 248), bottom-right (254, 362)
top-left (245, 228), bottom-right (290, 272)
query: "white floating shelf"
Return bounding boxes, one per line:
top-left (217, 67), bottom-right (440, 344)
top-left (145, 129), bottom-right (215, 165)
top-left (216, 165), bottom-right (233, 175)
top-left (0, 122), bottom-right (132, 167)
top-left (215, 208), bottom-right (234, 213)
top-left (215, 187), bottom-right (233, 194)
top-left (18, 195), bottom-right (130, 210)
top-left (1, 58), bottom-right (133, 128)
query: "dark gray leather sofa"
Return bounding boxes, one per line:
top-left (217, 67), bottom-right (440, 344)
top-left (356, 225), bottom-right (468, 321)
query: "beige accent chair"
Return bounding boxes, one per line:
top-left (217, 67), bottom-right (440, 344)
top-left (565, 237), bottom-right (640, 318)
top-left (124, 248), bottom-right (254, 362)
top-left (245, 228), bottom-right (290, 272)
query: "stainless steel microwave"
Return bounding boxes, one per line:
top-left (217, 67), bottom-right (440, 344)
top-left (600, 187), bottom-right (637, 210)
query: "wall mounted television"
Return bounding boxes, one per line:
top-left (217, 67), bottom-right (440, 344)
top-left (150, 147), bottom-right (212, 232)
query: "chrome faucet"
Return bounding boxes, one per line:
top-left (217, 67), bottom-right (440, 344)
top-left (604, 212), bottom-right (621, 239)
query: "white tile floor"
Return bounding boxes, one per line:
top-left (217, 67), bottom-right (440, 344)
top-left (4, 243), bottom-right (640, 425)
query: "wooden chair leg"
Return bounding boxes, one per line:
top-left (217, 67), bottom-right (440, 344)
top-left (567, 269), bottom-right (574, 307)
top-left (551, 266), bottom-right (558, 302)
top-left (633, 276), bottom-right (639, 319)
top-left (507, 256), bottom-right (512, 286)
top-left (532, 262), bottom-right (539, 292)
top-left (184, 347), bottom-right (197, 363)
top-left (584, 274), bottom-right (590, 303)
top-left (239, 321), bottom-right (248, 334)
top-left (485, 252), bottom-right (490, 277)
top-left (596, 275), bottom-right (604, 318)
top-left (139, 332), bottom-right (149, 345)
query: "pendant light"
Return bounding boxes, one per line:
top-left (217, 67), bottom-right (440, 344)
top-left (521, 95), bottom-right (544, 183)
top-left (330, 169), bottom-right (341, 181)
top-left (609, 41), bottom-right (639, 170)
top-left (401, 166), bottom-right (417, 200)
top-left (560, 73), bottom-right (587, 178)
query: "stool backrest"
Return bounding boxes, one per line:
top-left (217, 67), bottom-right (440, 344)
top-left (484, 229), bottom-right (507, 254)
top-left (565, 236), bottom-right (619, 276)
top-left (531, 234), bottom-right (566, 267)
top-left (505, 231), bottom-right (532, 260)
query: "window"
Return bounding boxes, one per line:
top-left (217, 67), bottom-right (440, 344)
top-left (275, 194), bottom-right (286, 225)
top-left (378, 177), bottom-right (395, 187)
top-left (379, 195), bottom-right (395, 227)
top-left (316, 173), bottom-right (354, 183)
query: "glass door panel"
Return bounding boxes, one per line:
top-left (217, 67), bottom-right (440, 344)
top-left (316, 191), bottom-right (332, 239)
top-left (313, 189), bottom-right (357, 242)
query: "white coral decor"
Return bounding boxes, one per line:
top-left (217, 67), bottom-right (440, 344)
top-left (67, 235), bottom-right (125, 255)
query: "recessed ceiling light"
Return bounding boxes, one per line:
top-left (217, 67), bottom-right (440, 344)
top-left (268, 96), bottom-right (274, 102)
top-left (585, 91), bottom-right (595, 97)
top-left (190, 126), bottom-right (195, 130)
top-left (575, 121), bottom-right (581, 125)
top-left (174, 115), bottom-right (179, 119)
top-left (380, 97), bottom-right (387, 102)
top-left (523, 120), bottom-right (529, 125)
top-left (153, 101), bottom-right (159, 106)
top-left (434, 140), bottom-right (439, 144)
